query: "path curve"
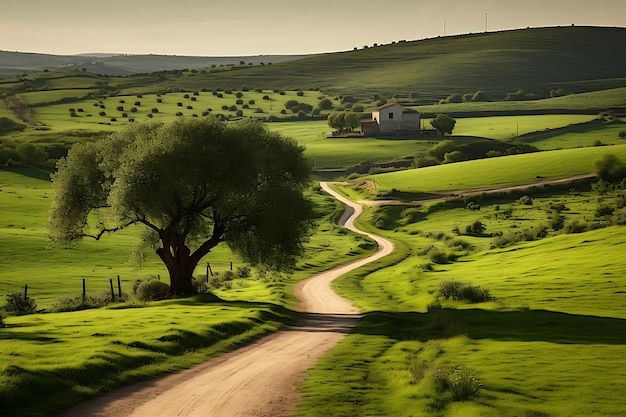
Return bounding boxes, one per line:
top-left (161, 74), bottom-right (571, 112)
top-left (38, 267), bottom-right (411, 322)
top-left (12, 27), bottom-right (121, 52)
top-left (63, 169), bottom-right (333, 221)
top-left (61, 182), bottom-right (393, 417)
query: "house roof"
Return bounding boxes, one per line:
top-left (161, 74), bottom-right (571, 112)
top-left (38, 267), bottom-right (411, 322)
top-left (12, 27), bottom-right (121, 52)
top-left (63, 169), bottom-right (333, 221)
top-left (372, 102), bottom-right (402, 111)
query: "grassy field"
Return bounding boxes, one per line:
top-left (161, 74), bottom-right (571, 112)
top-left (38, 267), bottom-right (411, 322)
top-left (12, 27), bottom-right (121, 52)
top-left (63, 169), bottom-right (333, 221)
top-left (363, 143), bottom-right (626, 196)
top-left (294, 161), bottom-right (626, 416)
top-left (0, 166), bottom-right (376, 417)
top-left (414, 87), bottom-right (626, 114)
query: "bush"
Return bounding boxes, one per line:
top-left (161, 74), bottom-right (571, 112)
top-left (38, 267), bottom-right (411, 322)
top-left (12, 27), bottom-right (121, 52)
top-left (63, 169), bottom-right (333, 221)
top-left (595, 154), bottom-right (626, 183)
top-left (433, 363), bottom-right (482, 401)
top-left (134, 280), bottom-right (170, 302)
top-left (518, 195), bottom-right (534, 205)
top-left (595, 204), bottom-right (615, 218)
top-left (464, 220), bottom-right (486, 236)
top-left (237, 266), bottom-right (251, 278)
top-left (0, 311), bottom-right (5, 328)
top-left (549, 212), bottom-right (565, 231)
top-left (438, 281), bottom-right (493, 303)
top-left (4, 293), bottom-right (37, 315)
top-left (419, 246), bottom-right (456, 264)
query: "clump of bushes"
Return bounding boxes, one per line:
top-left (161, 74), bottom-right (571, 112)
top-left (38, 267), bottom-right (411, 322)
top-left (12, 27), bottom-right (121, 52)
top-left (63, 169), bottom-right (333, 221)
top-left (53, 292), bottom-right (128, 312)
top-left (134, 279), bottom-right (170, 301)
top-left (433, 363), bottom-right (482, 401)
top-left (419, 245), bottom-right (457, 264)
top-left (491, 225), bottom-right (548, 248)
top-left (438, 281), bottom-right (493, 303)
top-left (4, 293), bottom-right (37, 315)
top-left (464, 220), bottom-right (486, 236)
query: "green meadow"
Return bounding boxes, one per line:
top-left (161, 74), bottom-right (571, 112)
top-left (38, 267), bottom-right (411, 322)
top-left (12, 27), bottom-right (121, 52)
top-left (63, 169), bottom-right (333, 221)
top-left (365, 143), bottom-right (626, 196)
top-left (0, 166), bottom-right (375, 416)
top-left (294, 156), bottom-right (626, 416)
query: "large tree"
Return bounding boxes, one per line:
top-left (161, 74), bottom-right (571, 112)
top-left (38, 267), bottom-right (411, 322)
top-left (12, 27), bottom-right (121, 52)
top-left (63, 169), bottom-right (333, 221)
top-left (48, 117), bottom-right (314, 296)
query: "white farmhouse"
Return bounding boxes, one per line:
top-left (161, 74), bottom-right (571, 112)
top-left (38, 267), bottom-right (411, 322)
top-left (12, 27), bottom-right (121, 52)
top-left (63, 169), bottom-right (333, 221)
top-left (362, 102), bottom-right (421, 136)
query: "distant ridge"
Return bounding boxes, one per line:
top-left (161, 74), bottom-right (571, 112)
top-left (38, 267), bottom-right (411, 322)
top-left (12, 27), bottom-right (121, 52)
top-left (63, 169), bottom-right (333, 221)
top-left (0, 50), bottom-right (317, 78)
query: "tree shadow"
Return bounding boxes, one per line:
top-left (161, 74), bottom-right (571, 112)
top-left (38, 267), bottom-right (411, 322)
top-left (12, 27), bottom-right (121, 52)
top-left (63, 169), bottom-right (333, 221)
top-left (355, 308), bottom-right (626, 345)
top-left (3, 165), bottom-right (52, 181)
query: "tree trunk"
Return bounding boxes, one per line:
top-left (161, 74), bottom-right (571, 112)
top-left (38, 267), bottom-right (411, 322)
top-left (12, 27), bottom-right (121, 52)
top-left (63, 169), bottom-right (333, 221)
top-left (156, 227), bottom-right (223, 297)
top-left (157, 233), bottom-right (199, 297)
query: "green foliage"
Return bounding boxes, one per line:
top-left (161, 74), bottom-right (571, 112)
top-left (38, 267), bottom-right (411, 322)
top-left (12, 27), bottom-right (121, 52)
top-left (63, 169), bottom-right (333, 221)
top-left (518, 195), bottom-right (534, 205)
top-left (48, 117), bottom-right (313, 296)
top-left (134, 279), bottom-right (170, 302)
top-left (430, 113), bottom-right (456, 136)
top-left (595, 153), bottom-right (626, 183)
top-left (491, 225), bottom-right (548, 248)
top-left (15, 143), bottom-right (46, 165)
top-left (438, 281), bottom-right (493, 303)
top-left (464, 220), bottom-right (486, 236)
top-left (4, 293), bottom-right (37, 316)
top-left (433, 363), bottom-right (482, 401)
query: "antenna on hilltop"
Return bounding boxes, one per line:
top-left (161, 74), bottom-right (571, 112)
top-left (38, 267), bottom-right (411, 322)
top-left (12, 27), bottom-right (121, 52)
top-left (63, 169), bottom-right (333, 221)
top-left (485, 13), bottom-right (488, 32)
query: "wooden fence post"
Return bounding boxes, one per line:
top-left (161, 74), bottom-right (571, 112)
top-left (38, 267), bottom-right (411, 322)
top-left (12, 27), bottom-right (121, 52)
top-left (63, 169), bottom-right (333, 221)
top-left (24, 285), bottom-right (28, 299)
top-left (230, 261), bottom-right (233, 271)
top-left (109, 279), bottom-right (115, 302)
top-left (117, 275), bottom-right (122, 298)
top-left (206, 262), bottom-right (213, 280)
top-left (82, 279), bottom-right (86, 302)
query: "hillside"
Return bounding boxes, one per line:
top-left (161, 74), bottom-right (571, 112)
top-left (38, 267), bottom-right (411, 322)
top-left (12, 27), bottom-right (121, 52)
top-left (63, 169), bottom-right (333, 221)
top-left (2, 26), bottom-right (625, 103)
top-left (154, 26), bottom-right (626, 100)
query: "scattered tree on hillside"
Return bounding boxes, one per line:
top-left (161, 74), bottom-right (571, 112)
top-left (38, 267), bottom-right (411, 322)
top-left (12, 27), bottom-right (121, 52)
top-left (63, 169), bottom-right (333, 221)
top-left (318, 98), bottom-right (333, 110)
top-left (48, 118), bottom-right (314, 297)
top-left (595, 153), bottom-right (626, 183)
top-left (430, 113), bottom-right (456, 136)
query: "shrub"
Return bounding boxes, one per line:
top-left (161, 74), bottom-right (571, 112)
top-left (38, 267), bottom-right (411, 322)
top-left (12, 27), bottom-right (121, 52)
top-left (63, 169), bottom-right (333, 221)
top-left (518, 195), bottom-right (534, 205)
top-left (419, 246), bottom-right (456, 264)
top-left (236, 266), bottom-right (251, 278)
top-left (433, 363), bottom-right (482, 401)
top-left (464, 220), bottom-right (486, 236)
top-left (549, 212), bottom-right (565, 230)
top-left (135, 279), bottom-right (170, 302)
top-left (595, 154), bottom-right (626, 183)
top-left (438, 281), bottom-right (493, 303)
top-left (0, 311), bottom-right (5, 328)
top-left (4, 293), bottom-right (37, 315)
top-left (595, 204), bottom-right (615, 218)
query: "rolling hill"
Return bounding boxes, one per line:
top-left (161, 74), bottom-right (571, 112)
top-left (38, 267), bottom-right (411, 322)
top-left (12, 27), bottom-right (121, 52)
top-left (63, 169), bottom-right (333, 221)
top-left (2, 26), bottom-right (625, 103)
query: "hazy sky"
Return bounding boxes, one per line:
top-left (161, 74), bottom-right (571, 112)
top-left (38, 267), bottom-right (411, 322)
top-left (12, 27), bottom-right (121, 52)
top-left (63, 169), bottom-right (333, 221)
top-left (2, 0), bottom-right (625, 56)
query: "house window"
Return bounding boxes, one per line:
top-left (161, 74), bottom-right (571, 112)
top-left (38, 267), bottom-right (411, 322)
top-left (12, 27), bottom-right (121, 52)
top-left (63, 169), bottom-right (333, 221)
top-left (388, 112), bottom-right (394, 119)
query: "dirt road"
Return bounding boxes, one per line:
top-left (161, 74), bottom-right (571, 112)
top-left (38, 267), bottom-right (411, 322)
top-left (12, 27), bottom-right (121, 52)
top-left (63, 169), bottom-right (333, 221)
top-left (61, 182), bottom-right (393, 417)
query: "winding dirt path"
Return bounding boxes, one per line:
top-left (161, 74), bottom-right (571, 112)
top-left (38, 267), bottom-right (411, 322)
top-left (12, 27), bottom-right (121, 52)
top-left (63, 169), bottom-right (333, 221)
top-left (60, 182), bottom-right (393, 417)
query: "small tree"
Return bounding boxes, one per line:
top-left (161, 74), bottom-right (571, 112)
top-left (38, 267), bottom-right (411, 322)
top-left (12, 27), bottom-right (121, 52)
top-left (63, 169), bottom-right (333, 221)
top-left (595, 154), bottom-right (626, 183)
top-left (431, 114), bottom-right (456, 136)
top-left (328, 112), bottom-right (346, 132)
top-left (344, 112), bottom-right (359, 132)
top-left (318, 98), bottom-right (333, 110)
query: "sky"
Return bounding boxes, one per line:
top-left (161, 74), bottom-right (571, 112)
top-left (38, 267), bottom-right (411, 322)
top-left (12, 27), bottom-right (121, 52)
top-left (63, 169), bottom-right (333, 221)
top-left (2, 0), bottom-right (625, 57)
